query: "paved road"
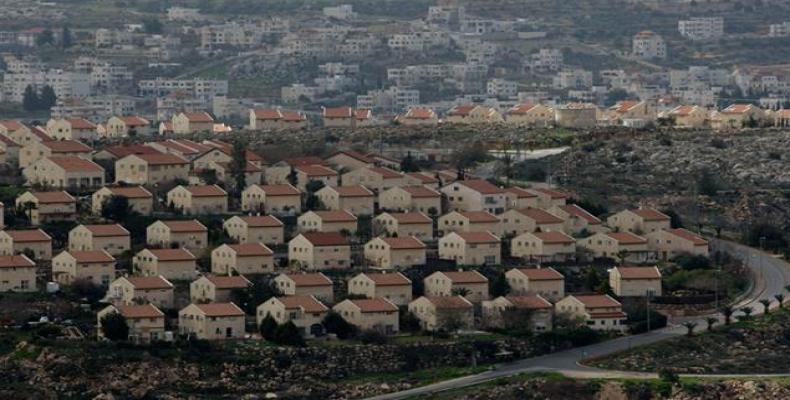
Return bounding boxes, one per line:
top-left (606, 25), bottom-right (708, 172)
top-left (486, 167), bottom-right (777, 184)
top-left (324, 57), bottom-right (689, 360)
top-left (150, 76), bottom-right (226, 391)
top-left (368, 239), bottom-right (790, 400)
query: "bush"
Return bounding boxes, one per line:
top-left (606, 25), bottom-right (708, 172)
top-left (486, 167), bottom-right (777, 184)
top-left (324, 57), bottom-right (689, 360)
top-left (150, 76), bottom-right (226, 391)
top-left (673, 254), bottom-right (711, 271)
top-left (259, 314), bottom-right (278, 340)
top-left (100, 313), bottom-right (129, 341)
top-left (358, 329), bottom-right (389, 345)
top-left (659, 368), bottom-right (679, 384)
top-left (323, 311), bottom-right (357, 339)
top-left (272, 321), bottom-right (305, 347)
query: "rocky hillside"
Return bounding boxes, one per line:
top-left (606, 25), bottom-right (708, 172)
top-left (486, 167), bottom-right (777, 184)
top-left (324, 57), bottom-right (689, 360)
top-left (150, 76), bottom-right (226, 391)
top-left (551, 130), bottom-right (790, 231)
top-left (588, 308), bottom-right (790, 374)
top-left (426, 374), bottom-right (790, 400)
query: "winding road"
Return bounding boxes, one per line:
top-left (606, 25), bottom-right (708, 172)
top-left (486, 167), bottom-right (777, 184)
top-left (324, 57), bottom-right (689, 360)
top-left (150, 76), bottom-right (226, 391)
top-left (368, 239), bottom-right (790, 400)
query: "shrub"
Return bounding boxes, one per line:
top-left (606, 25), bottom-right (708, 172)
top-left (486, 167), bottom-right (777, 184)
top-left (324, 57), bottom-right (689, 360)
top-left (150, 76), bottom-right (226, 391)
top-left (259, 314), bottom-right (278, 340)
top-left (358, 329), bottom-right (389, 345)
top-left (100, 313), bottom-right (129, 341)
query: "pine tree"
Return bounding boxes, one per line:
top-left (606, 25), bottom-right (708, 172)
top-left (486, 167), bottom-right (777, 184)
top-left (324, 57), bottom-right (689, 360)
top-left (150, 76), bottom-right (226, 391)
top-left (229, 140), bottom-right (247, 197)
top-left (259, 314), bottom-right (278, 340)
top-left (61, 26), bottom-right (73, 48)
top-left (22, 85), bottom-right (40, 111)
top-left (39, 85), bottom-right (57, 110)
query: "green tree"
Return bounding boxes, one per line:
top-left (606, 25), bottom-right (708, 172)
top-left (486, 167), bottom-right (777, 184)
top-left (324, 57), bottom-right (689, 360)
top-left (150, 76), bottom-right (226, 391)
top-left (759, 299), bottom-right (771, 315)
top-left (229, 140), bottom-right (247, 197)
top-left (584, 269), bottom-right (601, 291)
top-left (35, 29), bottom-right (55, 46)
top-left (399, 310), bottom-right (422, 333)
top-left (682, 321), bottom-right (697, 337)
top-left (489, 272), bottom-right (510, 297)
top-left (605, 88), bottom-right (629, 107)
top-left (697, 169), bottom-right (720, 197)
top-left (775, 293), bottom-right (785, 308)
top-left (259, 314), bottom-right (278, 340)
top-left (661, 209), bottom-right (683, 229)
top-left (143, 18), bottom-right (164, 34)
top-left (322, 311), bottom-right (356, 339)
top-left (739, 306), bottom-right (753, 320)
top-left (720, 305), bottom-right (734, 325)
top-left (39, 85), bottom-right (57, 110)
top-left (61, 26), bottom-right (72, 48)
top-left (22, 85), bottom-right (40, 112)
top-left (273, 321), bottom-right (305, 346)
top-left (100, 312), bottom-right (129, 341)
top-left (101, 195), bottom-right (132, 222)
top-left (705, 317), bottom-right (717, 331)
top-left (400, 152), bottom-right (420, 172)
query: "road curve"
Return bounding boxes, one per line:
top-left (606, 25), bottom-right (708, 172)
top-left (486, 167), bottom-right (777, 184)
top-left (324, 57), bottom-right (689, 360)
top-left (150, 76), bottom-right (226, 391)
top-left (367, 239), bottom-right (790, 400)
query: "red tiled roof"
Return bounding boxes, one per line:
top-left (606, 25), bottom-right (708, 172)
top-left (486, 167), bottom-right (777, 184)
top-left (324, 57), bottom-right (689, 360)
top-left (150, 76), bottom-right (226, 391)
top-left (5, 229), bottom-right (51, 242)
top-left (588, 311), bottom-right (628, 319)
top-left (454, 231), bottom-right (500, 244)
top-left (333, 185), bottom-right (374, 197)
top-left (388, 212), bottom-right (432, 224)
top-left (667, 228), bottom-right (708, 246)
top-left (299, 232), bottom-right (349, 246)
top-left (117, 304), bottom-right (164, 319)
top-left (124, 275), bottom-right (173, 290)
top-left (574, 294), bottom-right (621, 308)
top-left (0, 134), bottom-right (20, 148)
top-left (194, 302), bottom-right (245, 316)
top-left (295, 164), bottom-right (337, 177)
top-left (238, 215), bottom-right (283, 227)
top-left (456, 180), bottom-right (503, 194)
top-left (323, 106), bottom-right (353, 119)
top-left (355, 109), bottom-right (372, 120)
top-left (507, 103), bottom-right (538, 115)
top-left (182, 112), bottom-right (214, 123)
top-left (284, 156), bottom-right (326, 166)
top-left (722, 104), bottom-right (753, 114)
top-left (118, 116), bottom-right (150, 126)
top-left (441, 270), bottom-right (488, 284)
top-left (0, 255), bottom-right (35, 269)
top-left (160, 220), bottom-right (207, 232)
top-left (83, 224), bottom-right (130, 237)
top-left (66, 250), bottom-right (115, 263)
top-left (67, 118), bottom-right (96, 130)
top-left (533, 231), bottom-right (575, 244)
top-left (48, 157), bottom-right (103, 173)
top-left (424, 295), bottom-right (473, 309)
top-left (145, 248), bottom-right (196, 261)
top-left (515, 267), bottom-right (564, 281)
top-left (557, 204), bottom-right (601, 225)
top-left (401, 185), bottom-right (440, 198)
top-left (101, 144), bottom-right (162, 158)
top-left (329, 150), bottom-right (375, 164)
top-left (348, 298), bottom-right (398, 313)
top-left (259, 184), bottom-right (300, 196)
top-left (30, 126), bottom-right (51, 141)
top-left (403, 107), bottom-right (436, 120)
top-left (515, 208), bottom-right (564, 224)
top-left (631, 208), bottom-right (670, 221)
top-left (669, 105), bottom-right (698, 116)
top-left (253, 108), bottom-right (283, 120)
top-left (42, 140), bottom-right (92, 153)
top-left (28, 191), bottom-right (75, 204)
top-left (281, 110), bottom-right (306, 122)
top-left (361, 272), bottom-right (411, 286)
top-left (312, 210), bottom-right (357, 222)
top-left (0, 120), bottom-right (26, 132)
top-left (405, 172), bottom-right (439, 185)
top-left (131, 153), bottom-right (189, 166)
top-left (607, 232), bottom-right (648, 245)
top-left (505, 295), bottom-right (552, 309)
top-left (227, 243), bottom-right (273, 256)
top-left (181, 185), bottom-right (227, 197)
top-left (530, 187), bottom-right (569, 199)
top-left (447, 104), bottom-right (476, 117)
top-left (380, 236), bottom-right (426, 250)
top-left (459, 211), bottom-right (498, 223)
top-left (505, 187), bottom-right (538, 198)
top-left (368, 166), bottom-right (403, 179)
top-left (611, 100), bottom-right (641, 114)
top-left (205, 275), bottom-right (251, 289)
top-left (615, 266), bottom-right (661, 280)
top-left (283, 272), bottom-right (332, 287)
top-left (278, 295), bottom-right (328, 313)
top-left (105, 186), bottom-right (153, 199)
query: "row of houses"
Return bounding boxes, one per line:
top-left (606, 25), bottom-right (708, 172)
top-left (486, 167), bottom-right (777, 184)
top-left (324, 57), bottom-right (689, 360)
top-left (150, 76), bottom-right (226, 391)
top-left (95, 264), bottom-right (653, 342)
